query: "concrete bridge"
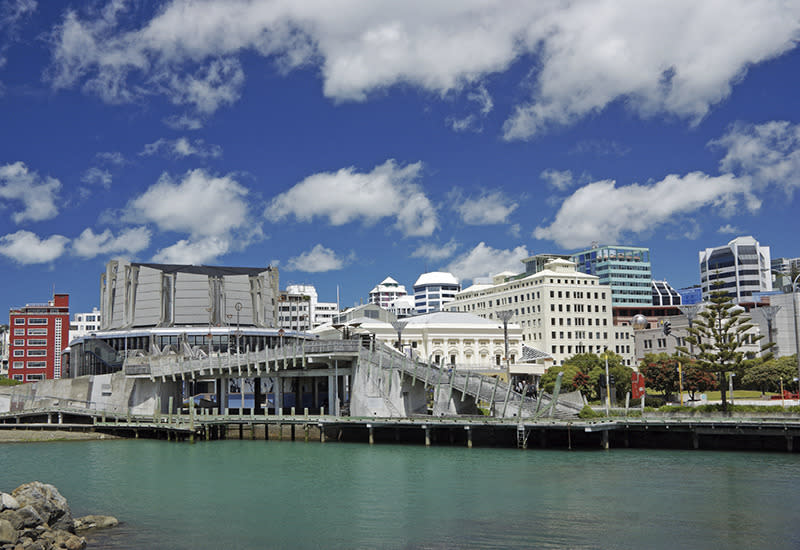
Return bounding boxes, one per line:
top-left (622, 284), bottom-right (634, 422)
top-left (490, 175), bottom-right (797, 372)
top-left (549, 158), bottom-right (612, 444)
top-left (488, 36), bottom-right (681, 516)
top-left (0, 339), bottom-right (583, 434)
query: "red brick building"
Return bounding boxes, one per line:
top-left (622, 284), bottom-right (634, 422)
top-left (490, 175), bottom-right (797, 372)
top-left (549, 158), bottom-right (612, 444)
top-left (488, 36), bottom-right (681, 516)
top-left (8, 294), bottom-right (69, 382)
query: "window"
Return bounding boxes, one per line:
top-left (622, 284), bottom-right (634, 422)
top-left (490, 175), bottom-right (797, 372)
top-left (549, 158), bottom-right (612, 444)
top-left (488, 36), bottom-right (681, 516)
top-left (28, 318), bottom-right (47, 325)
top-left (27, 349), bottom-right (47, 356)
top-left (12, 375), bottom-right (23, 381)
top-left (14, 318), bottom-right (24, 325)
top-left (13, 350), bottom-right (24, 357)
top-left (27, 339), bottom-right (47, 346)
top-left (14, 329), bottom-right (24, 335)
top-left (12, 361), bottom-right (23, 368)
top-left (27, 361), bottom-right (47, 368)
top-left (13, 339), bottom-right (24, 346)
top-left (26, 374), bottom-right (45, 381)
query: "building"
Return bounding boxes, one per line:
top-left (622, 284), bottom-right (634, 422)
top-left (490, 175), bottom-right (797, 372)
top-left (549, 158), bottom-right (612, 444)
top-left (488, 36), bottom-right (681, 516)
top-left (699, 236), bottom-right (772, 303)
top-left (100, 261), bottom-right (280, 330)
top-left (750, 293), bottom-right (798, 358)
top-left (521, 253), bottom-right (570, 275)
top-left (677, 285), bottom-right (703, 305)
top-left (69, 307), bottom-right (102, 342)
top-left (368, 277), bottom-right (407, 308)
top-left (570, 245), bottom-right (652, 306)
top-left (388, 295), bottom-right (416, 318)
top-left (278, 285), bottom-right (339, 330)
top-left (413, 272), bottom-right (461, 314)
top-left (772, 257), bottom-right (800, 290)
top-left (448, 259), bottom-right (633, 366)
top-left (8, 294), bottom-right (70, 382)
top-left (651, 280), bottom-right (682, 306)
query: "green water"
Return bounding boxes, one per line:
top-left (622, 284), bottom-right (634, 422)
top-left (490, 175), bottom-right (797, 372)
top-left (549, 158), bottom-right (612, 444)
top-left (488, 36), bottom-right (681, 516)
top-left (0, 440), bottom-right (797, 549)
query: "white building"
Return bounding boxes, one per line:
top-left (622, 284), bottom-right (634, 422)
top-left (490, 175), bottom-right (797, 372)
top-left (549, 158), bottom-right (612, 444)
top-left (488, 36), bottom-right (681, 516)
top-left (369, 277), bottom-right (407, 308)
top-left (69, 307), bottom-right (102, 342)
top-left (279, 284), bottom-right (339, 330)
top-left (448, 259), bottom-right (634, 366)
top-left (388, 295), bottom-right (416, 318)
top-left (414, 272), bottom-right (461, 314)
top-left (699, 236), bottom-right (772, 303)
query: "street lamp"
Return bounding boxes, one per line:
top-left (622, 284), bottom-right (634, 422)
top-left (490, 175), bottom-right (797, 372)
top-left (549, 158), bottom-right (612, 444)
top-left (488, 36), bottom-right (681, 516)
top-left (679, 304), bottom-right (703, 354)
top-left (729, 372), bottom-right (736, 409)
top-left (390, 321), bottom-right (408, 353)
top-left (755, 304), bottom-right (781, 356)
top-left (496, 310), bottom-right (514, 378)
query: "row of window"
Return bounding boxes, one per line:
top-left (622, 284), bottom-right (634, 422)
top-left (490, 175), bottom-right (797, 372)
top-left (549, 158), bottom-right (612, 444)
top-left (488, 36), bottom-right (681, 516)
top-left (12, 339), bottom-right (48, 346)
top-left (11, 374), bottom-right (45, 382)
top-left (11, 361), bottom-right (47, 369)
top-left (12, 349), bottom-right (48, 357)
top-left (12, 328), bottom-right (47, 336)
top-left (13, 318), bottom-right (48, 325)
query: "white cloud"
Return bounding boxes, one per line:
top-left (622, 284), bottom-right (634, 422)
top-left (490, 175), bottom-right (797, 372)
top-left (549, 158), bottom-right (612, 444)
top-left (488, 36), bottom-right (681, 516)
top-left (445, 242), bottom-right (529, 283)
top-left (411, 239), bottom-right (459, 262)
top-left (81, 166), bottom-right (112, 188)
top-left (140, 137), bottom-right (222, 158)
top-left (163, 114), bottom-right (204, 130)
top-left (717, 224), bottom-right (741, 235)
top-left (72, 227), bottom-right (151, 259)
top-left (0, 161), bottom-right (61, 223)
top-left (534, 172), bottom-right (761, 249)
top-left (152, 236), bottom-right (231, 265)
top-left (451, 190), bottom-right (517, 225)
top-left (45, 2), bottom-right (800, 135)
top-left (540, 169), bottom-right (575, 191)
top-left (96, 151), bottom-right (125, 165)
top-left (125, 169), bottom-right (251, 238)
top-left (0, 0), bottom-right (36, 76)
top-left (265, 159), bottom-right (436, 237)
top-left (711, 120), bottom-right (800, 195)
top-left (286, 244), bottom-right (347, 272)
top-left (0, 230), bottom-right (68, 264)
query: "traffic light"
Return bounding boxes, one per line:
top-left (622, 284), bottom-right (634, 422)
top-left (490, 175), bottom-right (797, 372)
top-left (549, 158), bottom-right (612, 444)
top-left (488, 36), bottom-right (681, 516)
top-left (609, 375), bottom-right (615, 386)
top-left (662, 321), bottom-right (672, 336)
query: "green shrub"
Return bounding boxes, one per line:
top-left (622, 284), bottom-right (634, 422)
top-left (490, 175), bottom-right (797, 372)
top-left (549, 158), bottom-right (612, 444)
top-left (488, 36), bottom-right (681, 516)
top-left (578, 405), bottom-right (605, 419)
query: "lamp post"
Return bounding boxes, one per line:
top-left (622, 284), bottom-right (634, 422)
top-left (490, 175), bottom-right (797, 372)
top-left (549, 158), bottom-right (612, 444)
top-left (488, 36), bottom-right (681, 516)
top-left (496, 310), bottom-right (514, 379)
top-left (679, 304), bottom-right (703, 355)
top-left (631, 314), bottom-right (648, 412)
top-left (390, 321), bottom-right (408, 353)
top-left (755, 304), bottom-right (781, 356)
top-left (792, 273), bottom-right (800, 403)
top-left (729, 372), bottom-right (736, 409)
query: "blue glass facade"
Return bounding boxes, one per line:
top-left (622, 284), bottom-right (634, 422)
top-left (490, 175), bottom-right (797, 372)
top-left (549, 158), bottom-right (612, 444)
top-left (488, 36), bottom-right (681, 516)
top-left (570, 245), bottom-right (652, 306)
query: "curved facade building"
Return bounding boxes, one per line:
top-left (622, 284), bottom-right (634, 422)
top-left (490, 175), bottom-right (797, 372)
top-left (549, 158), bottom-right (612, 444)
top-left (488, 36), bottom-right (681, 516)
top-left (413, 272), bottom-right (461, 314)
top-left (699, 236), bottom-right (772, 303)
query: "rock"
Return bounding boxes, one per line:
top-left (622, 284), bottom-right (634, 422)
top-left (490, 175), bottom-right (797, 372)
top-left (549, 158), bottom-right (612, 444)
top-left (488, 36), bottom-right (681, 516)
top-left (0, 494), bottom-right (20, 511)
top-left (11, 483), bottom-right (73, 534)
top-left (0, 518), bottom-right (18, 544)
top-left (73, 515), bottom-right (119, 531)
top-left (0, 509), bottom-right (23, 530)
top-left (15, 507), bottom-right (43, 529)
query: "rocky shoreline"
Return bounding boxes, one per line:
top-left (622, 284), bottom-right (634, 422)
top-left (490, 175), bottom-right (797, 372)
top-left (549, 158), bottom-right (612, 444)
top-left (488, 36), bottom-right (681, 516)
top-left (0, 482), bottom-right (118, 549)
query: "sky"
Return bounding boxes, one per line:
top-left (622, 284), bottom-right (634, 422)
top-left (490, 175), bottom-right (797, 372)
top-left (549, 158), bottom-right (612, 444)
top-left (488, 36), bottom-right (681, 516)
top-left (1, 0), bottom-right (799, 315)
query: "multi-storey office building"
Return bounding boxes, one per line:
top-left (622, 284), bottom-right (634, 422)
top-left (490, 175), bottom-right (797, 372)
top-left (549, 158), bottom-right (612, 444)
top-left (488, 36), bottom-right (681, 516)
top-left (772, 257), bottom-right (800, 290)
top-left (699, 235), bottom-right (772, 303)
top-left (278, 285), bottom-right (338, 330)
top-left (413, 272), bottom-right (461, 314)
top-left (368, 277), bottom-right (407, 308)
top-left (570, 245), bottom-right (652, 306)
top-left (651, 280), bottom-right (682, 306)
top-left (69, 307), bottom-right (102, 341)
top-left (448, 259), bottom-right (633, 366)
top-left (8, 294), bottom-right (70, 382)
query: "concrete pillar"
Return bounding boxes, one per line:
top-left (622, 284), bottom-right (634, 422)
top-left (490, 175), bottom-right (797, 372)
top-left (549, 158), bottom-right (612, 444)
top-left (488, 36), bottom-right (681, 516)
top-left (601, 430), bottom-right (610, 450)
top-left (693, 431), bottom-right (700, 450)
top-left (47, 413), bottom-right (52, 424)
top-left (787, 435), bottom-right (793, 452)
top-left (58, 412), bottom-right (63, 425)
top-left (320, 425), bottom-right (326, 443)
top-left (250, 423), bottom-right (255, 440)
top-left (424, 426), bottom-right (431, 447)
top-left (291, 424), bottom-right (296, 441)
top-left (277, 423), bottom-right (283, 441)
top-left (238, 424), bottom-right (243, 440)
top-left (304, 424), bottom-right (309, 443)
top-left (274, 377), bottom-right (283, 416)
top-left (465, 427), bottom-right (472, 449)
top-left (168, 396), bottom-right (174, 424)
top-left (254, 377), bottom-right (263, 415)
top-left (327, 373), bottom-right (336, 417)
top-left (368, 425), bottom-right (374, 445)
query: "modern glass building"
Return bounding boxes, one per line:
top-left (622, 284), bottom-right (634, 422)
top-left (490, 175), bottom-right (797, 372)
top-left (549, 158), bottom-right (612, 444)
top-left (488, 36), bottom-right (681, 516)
top-left (569, 245), bottom-right (652, 306)
top-left (699, 236), bottom-right (772, 303)
top-left (413, 272), bottom-right (461, 314)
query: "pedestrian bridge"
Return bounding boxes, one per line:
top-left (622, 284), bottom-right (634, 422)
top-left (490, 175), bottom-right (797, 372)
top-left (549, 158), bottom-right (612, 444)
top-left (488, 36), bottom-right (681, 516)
top-left (120, 338), bottom-right (582, 419)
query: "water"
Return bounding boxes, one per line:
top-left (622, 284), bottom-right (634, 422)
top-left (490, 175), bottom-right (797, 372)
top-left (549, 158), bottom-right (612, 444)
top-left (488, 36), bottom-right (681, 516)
top-left (0, 440), bottom-right (798, 549)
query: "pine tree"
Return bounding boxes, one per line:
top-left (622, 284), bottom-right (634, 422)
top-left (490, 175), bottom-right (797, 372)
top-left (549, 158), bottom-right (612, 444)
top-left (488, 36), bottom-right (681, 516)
top-left (677, 287), bottom-right (772, 412)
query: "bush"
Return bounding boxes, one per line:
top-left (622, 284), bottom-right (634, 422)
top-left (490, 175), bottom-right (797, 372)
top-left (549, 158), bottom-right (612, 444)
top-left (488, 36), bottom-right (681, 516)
top-left (0, 378), bottom-right (21, 386)
top-left (578, 405), bottom-right (605, 419)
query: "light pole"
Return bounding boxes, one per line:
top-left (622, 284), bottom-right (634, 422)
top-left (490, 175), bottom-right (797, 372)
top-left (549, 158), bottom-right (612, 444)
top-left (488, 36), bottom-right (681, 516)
top-left (390, 321), bottom-right (408, 353)
top-left (496, 310), bottom-right (514, 379)
top-left (679, 304), bottom-right (703, 355)
top-left (792, 273), bottom-right (800, 402)
top-left (631, 314), bottom-right (648, 412)
top-left (755, 304), bottom-right (781, 356)
top-left (729, 372), bottom-right (736, 409)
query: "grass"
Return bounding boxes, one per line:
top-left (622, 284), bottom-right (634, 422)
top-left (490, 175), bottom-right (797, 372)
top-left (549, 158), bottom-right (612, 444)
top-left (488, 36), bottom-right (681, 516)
top-left (697, 390), bottom-right (777, 400)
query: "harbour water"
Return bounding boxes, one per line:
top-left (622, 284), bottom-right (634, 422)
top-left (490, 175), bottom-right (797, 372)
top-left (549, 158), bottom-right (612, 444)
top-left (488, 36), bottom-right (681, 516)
top-left (1, 439), bottom-right (798, 549)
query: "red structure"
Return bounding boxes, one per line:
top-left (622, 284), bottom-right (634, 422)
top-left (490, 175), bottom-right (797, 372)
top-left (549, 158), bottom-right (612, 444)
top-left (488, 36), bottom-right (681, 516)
top-left (8, 294), bottom-right (69, 382)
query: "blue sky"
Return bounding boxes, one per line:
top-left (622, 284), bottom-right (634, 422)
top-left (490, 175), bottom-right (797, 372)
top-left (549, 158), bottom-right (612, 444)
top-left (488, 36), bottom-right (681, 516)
top-left (1, 0), bottom-right (799, 314)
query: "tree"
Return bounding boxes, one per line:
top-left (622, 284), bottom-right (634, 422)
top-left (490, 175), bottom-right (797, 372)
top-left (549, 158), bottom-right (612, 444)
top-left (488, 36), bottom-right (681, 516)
top-left (677, 286), bottom-right (773, 412)
top-left (741, 355), bottom-right (798, 394)
top-left (681, 362), bottom-right (718, 401)
top-left (540, 352), bottom-right (632, 401)
top-left (640, 353), bottom-right (679, 397)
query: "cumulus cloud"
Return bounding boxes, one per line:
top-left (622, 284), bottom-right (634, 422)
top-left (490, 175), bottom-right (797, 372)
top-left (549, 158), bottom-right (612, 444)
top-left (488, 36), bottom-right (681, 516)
top-left (534, 172), bottom-right (761, 249)
top-left (0, 161), bottom-right (61, 223)
top-left (45, 1), bottom-right (800, 135)
top-left (0, 230), bottom-right (68, 264)
top-left (717, 224), bottom-right (742, 235)
top-left (451, 190), bottom-right (518, 225)
top-left (152, 236), bottom-right (232, 265)
top-left (711, 120), bottom-right (800, 195)
top-left (72, 227), bottom-right (151, 258)
top-left (411, 239), bottom-right (459, 262)
top-left (81, 166), bottom-right (112, 188)
top-left (540, 169), bottom-right (576, 191)
top-left (125, 169), bottom-right (251, 238)
top-left (265, 159), bottom-right (436, 237)
top-left (286, 244), bottom-right (347, 272)
top-left (140, 137), bottom-right (222, 158)
top-left (445, 242), bottom-right (529, 283)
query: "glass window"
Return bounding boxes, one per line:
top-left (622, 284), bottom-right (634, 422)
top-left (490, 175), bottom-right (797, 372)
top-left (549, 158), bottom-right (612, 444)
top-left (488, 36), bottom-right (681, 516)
top-left (27, 349), bottom-right (47, 356)
top-left (28, 318), bottom-right (47, 325)
top-left (14, 318), bottom-right (24, 325)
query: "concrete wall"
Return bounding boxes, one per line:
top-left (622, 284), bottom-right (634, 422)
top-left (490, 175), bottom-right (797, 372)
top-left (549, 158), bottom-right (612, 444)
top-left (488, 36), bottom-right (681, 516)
top-left (349, 359), bottom-right (428, 417)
